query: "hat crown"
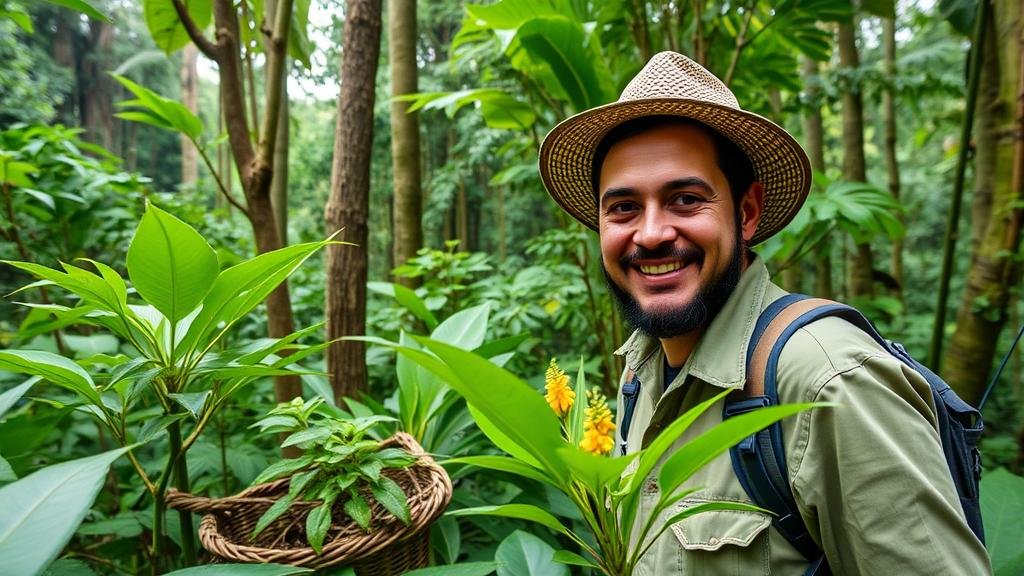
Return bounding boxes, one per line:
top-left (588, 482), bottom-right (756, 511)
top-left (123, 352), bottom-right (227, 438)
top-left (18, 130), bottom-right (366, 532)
top-left (620, 51), bottom-right (739, 109)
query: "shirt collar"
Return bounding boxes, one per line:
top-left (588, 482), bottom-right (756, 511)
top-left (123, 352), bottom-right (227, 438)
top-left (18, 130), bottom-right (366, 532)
top-left (614, 257), bottom-right (771, 390)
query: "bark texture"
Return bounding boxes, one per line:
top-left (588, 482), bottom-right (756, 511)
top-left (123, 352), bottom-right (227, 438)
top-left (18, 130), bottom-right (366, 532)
top-left (838, 20), bottom-right (874, 299)
top-left (325, 0), bottom-right (382, 400)
top-left (946, 0), bottom-right (1024, 404)
top-left (389, 0), bottom-right (423, 285)
top-left (883, 17), bottom-right (903, 293)
top-left (181, 43), bottom-right (200, 185)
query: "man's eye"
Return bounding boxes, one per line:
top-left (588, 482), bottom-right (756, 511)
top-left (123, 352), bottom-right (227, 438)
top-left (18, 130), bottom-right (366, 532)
top-left (672, 194), bottom-right (702, 206)
top-left (607, 202), bottom-right (638, 214)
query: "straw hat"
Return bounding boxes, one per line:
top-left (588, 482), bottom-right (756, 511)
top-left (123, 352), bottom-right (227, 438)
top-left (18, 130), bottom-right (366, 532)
top-left (539, 51), bottom-right (811, 245)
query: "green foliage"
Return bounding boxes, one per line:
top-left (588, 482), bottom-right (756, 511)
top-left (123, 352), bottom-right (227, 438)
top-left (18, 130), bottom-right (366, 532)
top-left (0, 447), bottom-right (132, 576)
top-left (250, 398), bottom-right (415, 552)
top-left (374, 336), bottom-right (826, 574)
top-left (981, 468), bottom-right (1024, 576)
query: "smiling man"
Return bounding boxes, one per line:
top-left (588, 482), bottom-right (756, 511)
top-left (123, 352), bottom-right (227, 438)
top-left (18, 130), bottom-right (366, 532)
top-left (539, 52), bottom-right (989, 575)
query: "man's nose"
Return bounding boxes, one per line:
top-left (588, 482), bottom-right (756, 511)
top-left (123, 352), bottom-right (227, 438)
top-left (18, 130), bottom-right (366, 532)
top-left (634, 208), bottom-right (677, 248)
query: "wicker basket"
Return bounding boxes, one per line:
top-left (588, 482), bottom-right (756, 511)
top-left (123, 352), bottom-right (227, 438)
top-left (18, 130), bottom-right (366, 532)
top-left (166, 432), bottom-right (452, 573)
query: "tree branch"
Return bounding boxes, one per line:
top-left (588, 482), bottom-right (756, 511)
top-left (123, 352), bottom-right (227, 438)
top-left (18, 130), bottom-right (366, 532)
top-left (171, 0), bottom-right (218, 59)
top-left (256, 0), bottom-right (294, 176)
top-left (723, 4), bottom-right (756, 86)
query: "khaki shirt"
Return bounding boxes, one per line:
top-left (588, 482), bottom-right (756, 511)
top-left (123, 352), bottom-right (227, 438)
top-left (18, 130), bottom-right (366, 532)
top-left (615, 258), bottom-right (991, 575)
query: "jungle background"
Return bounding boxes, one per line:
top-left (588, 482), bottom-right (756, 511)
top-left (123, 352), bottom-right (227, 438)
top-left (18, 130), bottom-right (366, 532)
top-left (1, 0), bottom-right (1023, 574)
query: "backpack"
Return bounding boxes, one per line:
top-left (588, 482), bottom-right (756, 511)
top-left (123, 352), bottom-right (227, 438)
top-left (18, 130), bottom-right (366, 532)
top-left (618, 294), bottom-right (985, 575)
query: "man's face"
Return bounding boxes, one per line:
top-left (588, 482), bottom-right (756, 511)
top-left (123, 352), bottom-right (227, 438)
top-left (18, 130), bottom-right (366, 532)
top-left (597, 122), bottom-right (761, 338)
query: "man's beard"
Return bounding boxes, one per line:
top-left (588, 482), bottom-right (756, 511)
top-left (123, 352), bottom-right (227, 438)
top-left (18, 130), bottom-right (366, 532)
top-left (603, 233), bottom-right (743, 339)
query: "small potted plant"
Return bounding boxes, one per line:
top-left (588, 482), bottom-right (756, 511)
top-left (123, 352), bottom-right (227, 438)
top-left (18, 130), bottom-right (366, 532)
top-left (166, 397), bottom-right (451, 572)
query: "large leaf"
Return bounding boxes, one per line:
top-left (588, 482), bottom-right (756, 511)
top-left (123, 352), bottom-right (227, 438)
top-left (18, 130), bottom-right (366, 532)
top-left (556, 447), bottom-right (638, 495)
top-left (4, 261), bottom-right (125, 319)
top-left (442, 455), bottom-right (553, 487)
top-left (113, 75), bottom-right (205, 140)
top-left (178, 237), bottom-right (336, 358)
top-left (142, 0), bottom-right (213, 54)
top-left (448, 504), bottom-right (571, 538)
top-left (126, 203), bottom-right (218, 325)
top-left (413, 338), bottom-right (568, 484)
top-left (0, 350), bottom-right (99, 406)
top-left (515, 16), bottom-right (614, 113)
top-left (981, 468), bottom-right (1024, 575)
top-left (162, 565), bottom-right (313, 576)
top-left (0, 447), bottom-right (131, 576)
top-left (0, 379), bottom-right (36, 419)
top-left (40, 0), bottom-right (110, 22)
top-left (431, 303), bottom-right (490, 350)
top-left (494, 530), bottom-right (569, 576)
top-left (368, 281), bottom-right (438, 330)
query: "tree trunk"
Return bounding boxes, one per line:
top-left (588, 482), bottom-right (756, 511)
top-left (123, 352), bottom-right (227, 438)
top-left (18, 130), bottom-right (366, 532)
top-left (883, 17), bottom-right (903, 294)
top-left (945, 0), bottom-right (1024, 404)
top-left (801, 56), bottom-right (833, 299)
top-left (972, 9), bottom-right (1000, 258)
top-left (52, 11), bottom-right (76, 126)
top-left (389, 0), bottom-right (423, 286)
top-left (267, 0), bottom-right (290, 245)
top-left (325, 0), bottom-right (382, 401)
top-left (181, 43), bottom-right (200, 185)
top-left (838, 20), bottom-right (874, 299)
top-left (82, 20), bottom-right (115, 150)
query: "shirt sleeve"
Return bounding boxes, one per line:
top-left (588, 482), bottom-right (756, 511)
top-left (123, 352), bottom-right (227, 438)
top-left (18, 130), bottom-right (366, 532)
top-left (783, 328), bottom-right (991, 575)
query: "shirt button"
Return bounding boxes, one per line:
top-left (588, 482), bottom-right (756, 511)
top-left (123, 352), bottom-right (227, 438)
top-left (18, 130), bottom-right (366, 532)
top-left (708, 537), bottom-right (720, 546)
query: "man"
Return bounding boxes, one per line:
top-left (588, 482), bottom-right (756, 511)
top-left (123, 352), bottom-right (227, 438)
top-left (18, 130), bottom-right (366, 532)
top-left (539, 51), bottom-right (990, 575)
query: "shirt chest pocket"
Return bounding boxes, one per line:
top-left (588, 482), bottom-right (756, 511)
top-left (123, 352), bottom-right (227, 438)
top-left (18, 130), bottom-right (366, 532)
top-left (666, 498), bottom-right (773, 575)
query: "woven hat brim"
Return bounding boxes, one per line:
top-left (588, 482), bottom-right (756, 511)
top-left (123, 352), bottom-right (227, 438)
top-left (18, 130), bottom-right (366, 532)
top-left (539, 97), bottom-right (811, 245)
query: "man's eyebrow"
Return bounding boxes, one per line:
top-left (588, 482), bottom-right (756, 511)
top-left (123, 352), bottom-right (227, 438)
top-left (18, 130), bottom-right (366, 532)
top-left (599, 177), bottom-right (714, 205)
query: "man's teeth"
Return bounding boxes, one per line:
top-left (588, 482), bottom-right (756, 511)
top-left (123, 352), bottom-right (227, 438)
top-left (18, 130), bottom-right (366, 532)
top-left (640, 262), bottom-right (683, 275)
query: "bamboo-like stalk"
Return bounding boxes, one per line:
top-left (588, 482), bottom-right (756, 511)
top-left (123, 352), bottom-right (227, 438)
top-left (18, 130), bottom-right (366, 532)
top-left (929, 0), bottom-right (991, 368)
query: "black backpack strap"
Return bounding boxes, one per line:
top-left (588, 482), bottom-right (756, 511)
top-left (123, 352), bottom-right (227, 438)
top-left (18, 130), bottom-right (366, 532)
top-left (724, 294), bottom-right (842, 573)
top-left (619, 371), bottom-right (640, 456)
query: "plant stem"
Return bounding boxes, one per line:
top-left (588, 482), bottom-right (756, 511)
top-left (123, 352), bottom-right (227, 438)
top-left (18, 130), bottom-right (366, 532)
top-left (167, 421), bottom-right (197, 566)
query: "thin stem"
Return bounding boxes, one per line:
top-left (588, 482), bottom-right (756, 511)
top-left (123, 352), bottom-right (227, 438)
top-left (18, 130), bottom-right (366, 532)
top-left (194, 138), bottom-right (249, 216)
top-left (723, 3), bottom-right (755, 86)
top-left (167, 421), bottom-right (197, 566)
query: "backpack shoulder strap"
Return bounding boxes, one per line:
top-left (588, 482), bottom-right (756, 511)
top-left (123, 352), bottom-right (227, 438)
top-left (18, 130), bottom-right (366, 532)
top-left (619, 370), bottom-right (640, 456)
top-left (725, 294), bottom-right (849, 571)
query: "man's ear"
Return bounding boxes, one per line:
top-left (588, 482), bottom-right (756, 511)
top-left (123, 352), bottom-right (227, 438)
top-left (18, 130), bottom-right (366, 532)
top-left (740, 182), bottom-right (764, 243)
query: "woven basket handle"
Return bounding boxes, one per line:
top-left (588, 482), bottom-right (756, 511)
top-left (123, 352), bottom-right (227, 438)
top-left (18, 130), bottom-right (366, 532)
top-left (165, 489), bottom-right (280, 513)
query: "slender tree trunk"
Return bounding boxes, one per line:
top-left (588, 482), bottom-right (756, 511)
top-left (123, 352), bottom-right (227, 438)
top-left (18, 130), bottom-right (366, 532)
top-left (83, 20), bottom-right (115, 150)
top-left (457, 175), bottom-right (469, 249)
top-left (946, 0), bottom-right (1024, 404)
top-left (801, 56), bottom-right (833, 299)
top-left (181, 43), bottom-right (200, 185)
top-left (883, 17), bottom-right (903, 294)
top-left (325, 0), bottom-right (382, 400)
top-left (52, 11), bottom-right (76, 126)
top-left (272, 82), bottom-right (290, 244)
top-left (389, 0), bottom-right (423, 286)
top-left (972, 9), bottom-right (1000, 258)
top-left (838, 20), bottom-right (874, 299)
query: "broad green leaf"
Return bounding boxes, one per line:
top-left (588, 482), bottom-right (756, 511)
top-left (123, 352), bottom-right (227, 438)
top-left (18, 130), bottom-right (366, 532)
top-left (162, 563), bottom-right (313, 575)
top-left (403, 562), bottom-right (498, 576)
top-left (113, 75), bottom-right (204, 139)
top-left (236, 322), bottom-right (325, 365)
top-left (552, 549), bottom-right (597, 568)
top-left (516, 16), bottom-right (613, 113)
top-left (0, 447), bottom-right (131, 576)
top-left (448, 504), bottom-right (570, 538)
top-left (371, 477), bottom-right (410, 525)
top-left (251, 492), bottom-right (297, 538)
top-left (127, 202), bottom-right (218, 325)
top-left (981, 468), bottom-right (1024, 575)
top-left (142, 0), bottom-right (213, 54)
top-left (168, 391), bottom-right (210, 419)
top-left (431, 303), bottom-right (490, 350)
top-left (413, 338), bottom-right (568, 485)
top-left (40, 0), bottom-right (110, 22)
top-left (395, 332), bottom-right (423, 434)
top-left (430, 515), bottom-right (461, 565)
top-left (306, 496), bottom-right (335, 554)
top-left (251, 455), bottom-right (314, 485)
top-left (4, 261), bottom-right (122, 317)
top-left (0, 350), bottom-right (100, 405)
top-left (0, 379), bottom-right (36, 419)
top-left (467, 404), bottom-right (544, 469)
top-left (495, 530), bottom-right (569, 576)
top-left (658, 403), bottom-right (827, 495)
top-left (556, 447), bottom-right (639, 495)
top-left (287, 0), bottom-right (313, 68)
top-left (368, 281), bottom-right (438, 330)
top-left (62, 334), bottom-right (119, 357)
top-left (0, 456), bottom-right (16, 483)
top-left (41, 558), bottom-right (95, 576)
top-left (442, 455), bottom-right (553, 487)
top-left (281, 427), bottom-right (332, 448)
top-left (179, 238), bottom-right (336, 357)
top-left (344, 490), bottom-right (371, 531)
top-left (466, 0), bottom-right (576, 29)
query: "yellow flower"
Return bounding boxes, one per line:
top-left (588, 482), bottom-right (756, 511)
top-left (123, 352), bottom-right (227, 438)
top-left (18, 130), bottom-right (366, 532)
top-left (580, 389), bottom-right (615, 455)
top-left (544, 358), bottom-right (574, 416)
